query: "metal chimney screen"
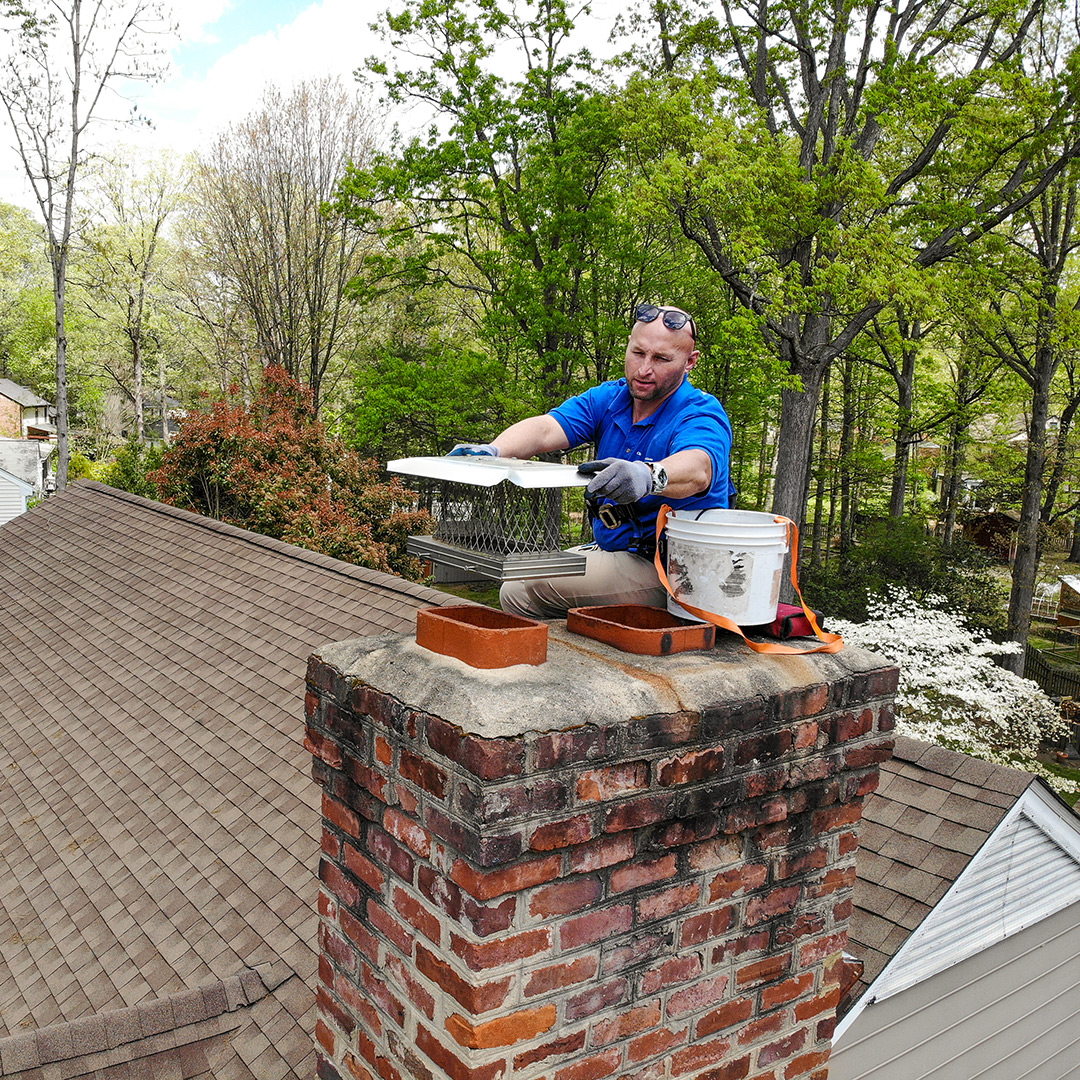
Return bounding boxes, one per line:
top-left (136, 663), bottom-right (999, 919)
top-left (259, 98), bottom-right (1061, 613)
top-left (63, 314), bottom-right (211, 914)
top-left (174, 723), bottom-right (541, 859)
top-left (387, 458), bottom-right (591, 582)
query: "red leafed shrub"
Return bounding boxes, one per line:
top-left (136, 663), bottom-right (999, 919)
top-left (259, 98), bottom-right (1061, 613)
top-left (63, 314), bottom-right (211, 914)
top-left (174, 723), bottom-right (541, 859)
top-left (151, 366), bottom-right (431, 579)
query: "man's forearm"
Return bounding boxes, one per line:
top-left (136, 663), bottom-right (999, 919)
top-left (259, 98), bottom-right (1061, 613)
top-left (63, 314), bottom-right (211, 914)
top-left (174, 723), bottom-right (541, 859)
top-left (493, 415), bottom-right (571, 459)
top-left (655, 449), bottom-right (713, 499)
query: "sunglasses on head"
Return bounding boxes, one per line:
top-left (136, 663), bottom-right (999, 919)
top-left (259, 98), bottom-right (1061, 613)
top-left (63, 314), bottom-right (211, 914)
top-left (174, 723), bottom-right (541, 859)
top-left (635, 303), bottom-right (696, 340)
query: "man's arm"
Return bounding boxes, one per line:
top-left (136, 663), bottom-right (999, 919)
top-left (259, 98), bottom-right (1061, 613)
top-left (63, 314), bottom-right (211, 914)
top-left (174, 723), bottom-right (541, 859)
top-left (654, 448), bottom-right (712, 499)
top-left (493, 414), bottom-right (571, 458)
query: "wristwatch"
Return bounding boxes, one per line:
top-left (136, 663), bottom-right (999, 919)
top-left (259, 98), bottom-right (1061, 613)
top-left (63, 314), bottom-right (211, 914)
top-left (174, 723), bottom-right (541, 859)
top-left (648, 462), bottom-right (669, 495)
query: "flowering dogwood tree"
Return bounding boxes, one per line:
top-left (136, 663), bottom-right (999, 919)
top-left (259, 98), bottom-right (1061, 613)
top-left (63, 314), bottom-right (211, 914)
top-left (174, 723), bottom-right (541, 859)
top-left (831, 589), bottom-right (1077, 795)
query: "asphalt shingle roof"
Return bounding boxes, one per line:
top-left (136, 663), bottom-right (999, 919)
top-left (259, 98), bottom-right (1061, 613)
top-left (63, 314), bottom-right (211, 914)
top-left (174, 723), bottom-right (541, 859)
top-left (0, 481), bottom-right (456, 1078)
top-left (845, 735), bottom-right (1034, 1004)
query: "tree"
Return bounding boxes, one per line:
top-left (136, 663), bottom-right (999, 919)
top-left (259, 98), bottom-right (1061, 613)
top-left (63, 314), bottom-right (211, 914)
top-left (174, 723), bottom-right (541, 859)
top-left (78, 151), bottom-right (187, 442)
top-left (150, 365), bottom-right (431, 578)
top-left (620, 0), bottom-right (1080, 528)
top-left (337, 0), bottom-right (688, 415)
top-left (0, 0), bottom-right (171, 489)
top-left (191, 78), bottom-right (376, 415)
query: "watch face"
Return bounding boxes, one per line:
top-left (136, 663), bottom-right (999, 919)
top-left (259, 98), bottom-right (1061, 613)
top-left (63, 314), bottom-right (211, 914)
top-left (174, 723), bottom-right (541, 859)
top-left (652, 466), bottom-right (668, 494)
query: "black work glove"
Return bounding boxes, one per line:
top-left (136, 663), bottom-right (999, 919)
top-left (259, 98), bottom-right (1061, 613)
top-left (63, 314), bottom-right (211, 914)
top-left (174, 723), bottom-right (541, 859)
top-left (577, 458), bottom-right (651, 504)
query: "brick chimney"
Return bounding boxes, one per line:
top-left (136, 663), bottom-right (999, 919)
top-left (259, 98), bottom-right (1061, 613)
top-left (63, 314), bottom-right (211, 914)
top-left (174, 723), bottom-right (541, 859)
top-left (305, 622), bottom-right (896, 1080)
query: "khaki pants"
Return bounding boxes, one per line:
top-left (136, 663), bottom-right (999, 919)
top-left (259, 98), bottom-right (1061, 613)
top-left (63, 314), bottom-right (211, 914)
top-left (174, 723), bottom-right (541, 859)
top-left (499, 545), bottom-right (667, 619)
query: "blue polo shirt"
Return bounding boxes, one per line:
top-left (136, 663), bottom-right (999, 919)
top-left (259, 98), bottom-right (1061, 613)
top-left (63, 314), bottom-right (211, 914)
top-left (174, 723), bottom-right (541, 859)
top-left (551, 376), bottom-right (736, 552)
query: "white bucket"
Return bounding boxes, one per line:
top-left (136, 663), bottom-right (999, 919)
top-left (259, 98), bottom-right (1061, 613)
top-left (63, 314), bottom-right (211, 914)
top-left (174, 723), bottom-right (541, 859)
top-left (663, 509), bottom-right (789, 625)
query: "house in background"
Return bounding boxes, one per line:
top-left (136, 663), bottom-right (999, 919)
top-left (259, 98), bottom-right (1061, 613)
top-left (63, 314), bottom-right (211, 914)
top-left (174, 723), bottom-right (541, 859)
top-left (830, 736), bottom-right (1080, 1080)
top-left (0, 466), bottom-right (35, 527)
top-left (0, 378), bottom-right (55, 441)
top-left (0, 482), bottom-right (458, 1079)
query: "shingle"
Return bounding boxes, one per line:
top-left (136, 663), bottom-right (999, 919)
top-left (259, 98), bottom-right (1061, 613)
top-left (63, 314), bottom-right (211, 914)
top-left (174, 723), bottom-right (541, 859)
top-left (0, 482), bottom-right (458, 1067)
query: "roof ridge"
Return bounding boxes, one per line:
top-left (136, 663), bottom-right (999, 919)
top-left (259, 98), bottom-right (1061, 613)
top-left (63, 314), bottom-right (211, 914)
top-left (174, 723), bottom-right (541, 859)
top-left (75, 480), bottom-right (452, 610)
top-left (0, 962), bottom-right (294, 1072)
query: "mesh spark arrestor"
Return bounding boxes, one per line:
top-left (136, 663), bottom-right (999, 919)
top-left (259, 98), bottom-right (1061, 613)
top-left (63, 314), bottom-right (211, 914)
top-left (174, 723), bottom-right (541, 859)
top-left (387, 457), bottom-right (591, 582)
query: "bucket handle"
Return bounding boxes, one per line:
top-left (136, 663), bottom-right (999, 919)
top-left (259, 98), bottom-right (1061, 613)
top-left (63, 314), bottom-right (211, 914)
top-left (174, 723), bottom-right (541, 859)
top-left (654, 505), bottom-right (844, 655)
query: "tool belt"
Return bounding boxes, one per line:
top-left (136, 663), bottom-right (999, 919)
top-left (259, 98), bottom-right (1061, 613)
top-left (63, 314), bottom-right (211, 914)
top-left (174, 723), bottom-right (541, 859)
top-left (586, 497), bottom-right (656, 561)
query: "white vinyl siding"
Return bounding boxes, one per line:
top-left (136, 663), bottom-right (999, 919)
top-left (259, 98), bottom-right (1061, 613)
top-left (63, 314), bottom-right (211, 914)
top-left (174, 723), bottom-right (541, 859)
top-left (829, 899), bottom-right (1080, 1080)
top-left (0, 473), bottom-right (30, 526)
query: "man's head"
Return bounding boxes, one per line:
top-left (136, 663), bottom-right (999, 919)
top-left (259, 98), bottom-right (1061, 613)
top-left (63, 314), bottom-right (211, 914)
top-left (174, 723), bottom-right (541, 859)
top-left (624, 304), bottom-right (699, 411)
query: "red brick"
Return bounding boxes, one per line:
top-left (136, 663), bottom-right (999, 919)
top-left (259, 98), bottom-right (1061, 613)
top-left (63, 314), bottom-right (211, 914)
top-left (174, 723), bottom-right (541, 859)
top-left (530, 875), bottom-right (602, 917)
top-left (324, 792), bottom-right (362, 837)
top-left (712, 930), bottom-right (770, 964)
top-left (318, 985), bottom-right (356, 1034)
top-left (671, 1035), bottom-right (733, 1074)
top-left (844, 743), bottom-right (893, 769)
top-left (319, 952), bottom-right (334, 987)
top-left (531, 814), bottom-right (594, 851)
top-left (610, 853), bottom-right (677, 894)
top-left (514, 1029), bottom-right (588, 1069)
top-left (695, 997), bottom-right (754, 1038)
top-left (393, 887), bottom-right (441, 944)
top-left (368, 899), bottom-right (416, 957)
top-left (794, 721), bottom-right (819, 749)
top-left (593, 1001), bottom-right (661, 1045)
top-left (524, 956), bottom-right (598, 997)
top-left (628, 710), bottom-right (701, 746)
top-left (737, 1010), bottom-right (785, 1045)
top-left (534, 727), bottom-right (611, 769)
top-left (838, 831), bottom-right (859, 856)
top-left (785, 1049), bottom-right (831, 1079)
top-left (307, 730), bottom-right (343, 770)
top-left (375, 735), bottom-right (392, 765)
top-left (384, 807), bottom-right (433, 858)
top-left (667, 973), bottom-right (729, 1018)
top-left (777, 683), bottom-right (829, 720)
top-left (415, 1025), bottom-right (507, 1080)
top-left (445, 1004), bottom-right (557, 1049)
top-left (808, 866), bottom-right (856, 898)
top-left (637, 882), bottom-right (700, 922)
top-left (758, 1029), bottom-right (807, 1066)
top-left (565, 977), bottom-right (628, 1020)
top-left (569, 833), bottom-right (635, 873)
top-left (641, 954), bottom-right (703, 994)
top-left (361, 961), bottom-right (406, 1027)
top-left (367, 828), bottom-right (416, 885)
top-left (320, 858), bottom-right (360, 909)
top-left (398, 784), bottom-right (419, 815)
top-left (745, 885), bottom-right (800, 927)
top-left (554, 1048), bottom-right (621, 1080)
top-left (745, 765), bottom-right (790, 798)
top-left (385, 952), bottom-right (436, 1019)
top-left (737, 954), bottom-right (789, 988)
top-left (689, 835), bottom-right (742, 871)
top-left (577, 761), bottom-right (649, 801)
top-left (762, 973), bottom-right (815, 1010)
top-left (561, 904), bottom-right (633, 949)
top-left (835, 708), bottom-right (874, 742)
top-left (681, 904), bottom-right (734, 947)
top-left (340, 906), bottom-right (380, 966)
top-left (343, 1053), bottom-right (375, 1080)
top-left (709, 863), bottom-right (767, 901)
top-left (426, 716), bottom-right (525, 779)
top-left (450, 927), bottom-right (550, 970)
top-left (602, 933), bottom-right (669, 975)
top-left (345, 845), bottom-right (386, 894)
top-left (346, 755), bottom-right (389, 801)
top-left (415, 944), bottom-right (512, 1014)
top-left (657, 747), bottom-right (725, 786)
top-left (315, 1018), bottom-right (335, 1055)
top-left (604, 793), bottom-right (676, 832)
top-left (799, 932), bottom-right (846, 966)
top-left (774, 913), bottom-right (826, 946)
top-left (399, 747), bottom-right (448, 797)
top-left (812, 802), bottom-right (863, 833)
top-left (450, 854), bottom-right (561, 900)
top-left (795, 986), bottom-right (840, 1021)
top-left (323, 831), bottom-right (341, 859)
top-left (628, 1025), bottom-right (687, 1062)
top-left (319, 922), bottom-right (358, 975)
top-left (335, 972), bottom-right (383, 1035)
top-left (699, 1058), bottom-right (751, 1080)
top-left (318, 889), bottom-right (337, 921)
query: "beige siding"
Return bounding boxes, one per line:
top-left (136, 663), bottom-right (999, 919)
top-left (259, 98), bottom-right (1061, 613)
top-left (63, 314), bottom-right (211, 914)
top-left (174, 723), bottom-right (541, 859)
top-left (830, 900), bottom-right (1080, 1080)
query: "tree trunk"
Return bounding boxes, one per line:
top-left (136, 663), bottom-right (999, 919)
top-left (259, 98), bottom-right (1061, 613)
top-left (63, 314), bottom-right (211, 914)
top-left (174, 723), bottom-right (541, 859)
top-left (889, 344), bottom-right (917, 518)
top-left (53, 260), bottom-right (69, 491)
top-left (811, 365), bottom-right (830, 565)
top-left (1004, 370), bottom-right (1052, 674)
top-left (838, 358), bottom-right (856, 558)
top-left (771, 359), bottom-right (827, 527)
top-left (158, 352), bottom-right (170, 447)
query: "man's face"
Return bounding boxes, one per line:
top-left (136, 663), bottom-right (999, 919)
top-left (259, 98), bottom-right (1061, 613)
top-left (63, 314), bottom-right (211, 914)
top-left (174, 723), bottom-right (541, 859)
top-left (623, 317), bottom-right (699, 407)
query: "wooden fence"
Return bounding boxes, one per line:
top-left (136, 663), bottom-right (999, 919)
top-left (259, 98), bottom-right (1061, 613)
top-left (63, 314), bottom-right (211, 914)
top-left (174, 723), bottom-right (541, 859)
top-left (1024, 645), bottom-right (1080, 700)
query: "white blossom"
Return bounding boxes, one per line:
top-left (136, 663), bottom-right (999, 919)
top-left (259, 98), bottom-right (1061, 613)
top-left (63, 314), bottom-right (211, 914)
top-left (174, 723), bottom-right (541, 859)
top-left (831, 588), bottom-right (1078, 796)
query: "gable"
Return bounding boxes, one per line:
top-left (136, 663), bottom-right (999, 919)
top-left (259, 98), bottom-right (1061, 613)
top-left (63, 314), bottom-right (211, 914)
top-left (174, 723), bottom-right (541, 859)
top-left (838, 781), bottom-right (1080, 1039)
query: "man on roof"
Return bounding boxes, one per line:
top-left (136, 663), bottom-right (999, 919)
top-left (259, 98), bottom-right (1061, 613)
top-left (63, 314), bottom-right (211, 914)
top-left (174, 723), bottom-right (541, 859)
top-left (450, 303), bottom-right (736, 618)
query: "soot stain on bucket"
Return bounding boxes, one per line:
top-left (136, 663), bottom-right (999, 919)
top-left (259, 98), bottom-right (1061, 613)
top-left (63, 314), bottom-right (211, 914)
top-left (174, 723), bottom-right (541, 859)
top-left (720, 553), bottom-right (749, 598)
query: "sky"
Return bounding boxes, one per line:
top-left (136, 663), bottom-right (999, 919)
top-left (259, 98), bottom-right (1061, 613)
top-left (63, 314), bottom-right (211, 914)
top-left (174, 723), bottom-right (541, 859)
top-left (0, 0), bottom-right (622, 212)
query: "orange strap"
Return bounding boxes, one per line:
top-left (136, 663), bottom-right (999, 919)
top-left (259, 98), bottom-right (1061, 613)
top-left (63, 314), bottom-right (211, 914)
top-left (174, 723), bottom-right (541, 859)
top-left (653, 505), bottom-right (844, 654)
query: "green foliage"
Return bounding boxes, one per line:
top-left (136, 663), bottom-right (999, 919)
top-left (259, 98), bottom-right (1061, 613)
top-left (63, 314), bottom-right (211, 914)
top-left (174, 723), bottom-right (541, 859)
top-left (803, 519), bottom-right (1005, 633)
top-left (150, 366), bottom-right (431, 579)
top-left (99, 438), bottom-right (164, 497)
